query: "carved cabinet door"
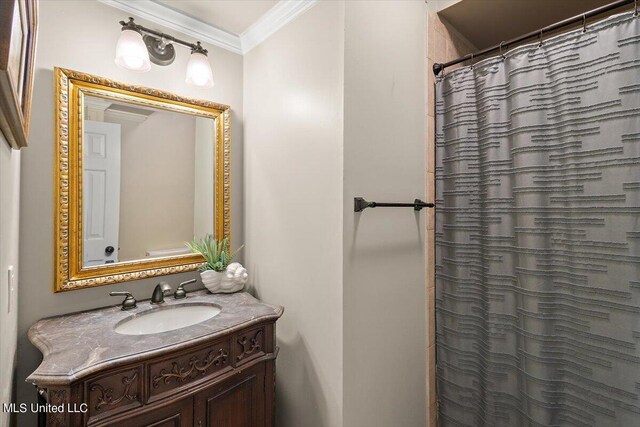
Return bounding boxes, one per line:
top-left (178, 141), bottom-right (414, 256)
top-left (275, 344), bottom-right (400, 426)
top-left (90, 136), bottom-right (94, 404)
top-left (194, 363), bottom-right (266, 427)
top-left (100, 397), bottom-right (193, 427)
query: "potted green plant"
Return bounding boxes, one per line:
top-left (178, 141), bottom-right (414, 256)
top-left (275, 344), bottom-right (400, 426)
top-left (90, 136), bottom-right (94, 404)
top-left (186, 236), bottom-right (247, 293)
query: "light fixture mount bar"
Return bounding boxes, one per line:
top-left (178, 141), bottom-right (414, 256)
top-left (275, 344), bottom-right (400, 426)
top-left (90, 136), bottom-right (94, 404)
top-left (119, 17), bottom-right (207, 54)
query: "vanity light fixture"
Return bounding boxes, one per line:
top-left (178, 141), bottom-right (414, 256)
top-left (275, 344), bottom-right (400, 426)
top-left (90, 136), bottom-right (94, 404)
top-left (114, 19), bottom-right (151, 72)
top-left (115, 17), bottom-right (214, 87)
top-left (185, 43), bottom-right (214, 87)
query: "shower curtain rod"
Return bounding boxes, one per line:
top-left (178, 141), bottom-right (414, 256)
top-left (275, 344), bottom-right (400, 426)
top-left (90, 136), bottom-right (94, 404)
top-left (432, 0), bottom-right (637, 75)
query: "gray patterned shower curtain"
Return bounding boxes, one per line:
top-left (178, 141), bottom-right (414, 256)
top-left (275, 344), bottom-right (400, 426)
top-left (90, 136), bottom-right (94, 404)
top-left (435, 11), bottom-right (640, 427)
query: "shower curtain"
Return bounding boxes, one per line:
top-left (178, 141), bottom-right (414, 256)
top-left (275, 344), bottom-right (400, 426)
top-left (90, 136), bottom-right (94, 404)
top-left (435, 11), bottom-right (640, 427)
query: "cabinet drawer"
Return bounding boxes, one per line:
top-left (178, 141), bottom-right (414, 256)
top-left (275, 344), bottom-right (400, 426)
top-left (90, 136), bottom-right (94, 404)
top-left (148, 338), bottom-right (232, 401)
top-left (99, 397), bottom-right (193, 427)
top-left (235, 326), bottom-right (266, 366)
top-left (85, 366), bottom-right (143, 423)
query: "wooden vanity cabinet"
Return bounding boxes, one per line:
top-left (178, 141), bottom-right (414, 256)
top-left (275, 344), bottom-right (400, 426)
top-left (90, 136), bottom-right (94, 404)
top-left (101, 397), bottom-right (193, 427)
top-left (39, 322), bottom-right (277, 427)
top-left (194, 363), bottom-right (266, 427)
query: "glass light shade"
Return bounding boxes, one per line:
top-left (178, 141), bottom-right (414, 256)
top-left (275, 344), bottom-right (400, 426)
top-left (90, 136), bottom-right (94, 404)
top-left (115, 29), bottom-right (151, 72)
top-left (185, 52), bottom-right (214, 87)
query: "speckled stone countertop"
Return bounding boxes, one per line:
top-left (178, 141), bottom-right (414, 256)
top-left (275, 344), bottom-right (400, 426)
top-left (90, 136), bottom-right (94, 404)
top-left (27, 291), bottom-right (284, 386)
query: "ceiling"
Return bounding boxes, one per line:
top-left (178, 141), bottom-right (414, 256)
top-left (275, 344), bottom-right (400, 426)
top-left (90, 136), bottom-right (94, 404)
top-left (439, 0), bottom-right (623, 50)
top-left (155, 0), bottom-right (279, 35)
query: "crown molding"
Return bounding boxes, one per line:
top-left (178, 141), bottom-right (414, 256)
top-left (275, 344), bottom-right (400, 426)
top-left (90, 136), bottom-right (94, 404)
top-left (98, 0), bottom-right (318, 56)
top-left (104, 109), bottom-right (149, 124)
top-left (240, 0), bottom-right (318, 54)
top-left (98, 0), bottom-right (243, 54)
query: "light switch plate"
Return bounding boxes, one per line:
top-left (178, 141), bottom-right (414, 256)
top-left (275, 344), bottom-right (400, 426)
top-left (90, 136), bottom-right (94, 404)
top-left (7, 265), bottom-right (14, 313)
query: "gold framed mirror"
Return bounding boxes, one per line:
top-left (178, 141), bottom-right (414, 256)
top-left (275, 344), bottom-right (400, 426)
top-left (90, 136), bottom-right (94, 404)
top-left (53, 67), bottom-right (231, 292)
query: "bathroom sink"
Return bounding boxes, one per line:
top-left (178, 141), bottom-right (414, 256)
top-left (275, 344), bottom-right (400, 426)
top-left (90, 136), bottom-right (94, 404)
top-left (114, 303), bottom-right (221, 335)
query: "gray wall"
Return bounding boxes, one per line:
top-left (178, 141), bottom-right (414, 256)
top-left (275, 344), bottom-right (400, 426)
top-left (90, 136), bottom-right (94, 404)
top-left (244, 1), bottom-right (427, 426)
top-left (0, 135), bottom-right (21, 427)
top-left (16, 1), bottom-right (244, 425)
top-left (117, 111), bottom-right (196, 261)
top-left (343, 1), bottom-right (427, 426)
top-left (243, 2), bottom-right (345, 426)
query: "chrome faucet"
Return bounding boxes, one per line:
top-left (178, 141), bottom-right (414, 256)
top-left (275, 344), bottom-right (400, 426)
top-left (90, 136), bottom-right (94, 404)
top-left (151, 282), bottom-right (172, 304)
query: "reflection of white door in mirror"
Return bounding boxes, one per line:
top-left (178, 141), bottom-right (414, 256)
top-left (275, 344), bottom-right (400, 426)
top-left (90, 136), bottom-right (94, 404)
top-left (83, 120), bottom-right (121, 266)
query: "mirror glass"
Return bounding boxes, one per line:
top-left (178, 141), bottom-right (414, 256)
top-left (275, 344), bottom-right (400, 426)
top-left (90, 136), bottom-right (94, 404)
top-left (82, 94), bottom-right (215, 267)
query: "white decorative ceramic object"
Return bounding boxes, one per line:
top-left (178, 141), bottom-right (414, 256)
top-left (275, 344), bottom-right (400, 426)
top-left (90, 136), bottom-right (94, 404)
top-left (200, 263), bottom-right (248, 293)
top-left (223, 262), bottom-right (248, 291)
top-left (200, 270), bottom-right (225, 293)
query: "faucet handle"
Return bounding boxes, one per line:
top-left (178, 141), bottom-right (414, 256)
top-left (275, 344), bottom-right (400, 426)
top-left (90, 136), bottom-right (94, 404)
top-left (175, 279), bottom-right (197, 299)
top-left (110, 291), bottom-right (137, 310)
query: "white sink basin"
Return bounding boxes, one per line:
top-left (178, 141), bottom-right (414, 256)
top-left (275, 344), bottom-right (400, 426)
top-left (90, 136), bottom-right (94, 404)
top-left (114, 303), bottom-right (221, 335)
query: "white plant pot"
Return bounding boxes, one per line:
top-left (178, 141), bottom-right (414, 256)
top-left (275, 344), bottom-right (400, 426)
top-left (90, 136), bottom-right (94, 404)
top-left (200, 262), bottom-right (248, 294)
top-left (200, 270), bottom-right (225, 293)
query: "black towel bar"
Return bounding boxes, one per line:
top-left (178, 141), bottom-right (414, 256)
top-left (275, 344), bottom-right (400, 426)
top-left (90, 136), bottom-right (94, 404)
top-left (354, 197), bottom-right (435, 212)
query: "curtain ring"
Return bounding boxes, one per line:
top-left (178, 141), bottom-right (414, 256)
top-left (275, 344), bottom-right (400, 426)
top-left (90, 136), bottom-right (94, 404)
top-left (470, 53), bottom-right (474, 69)
top-left (635, 0), bottom-right (639, 16)
top-left (582, 15), bottom-right (587, 32)
top-left (538, 29), bottom-right (543, 47)
top-left (499, 41), bottom-right (506, 60)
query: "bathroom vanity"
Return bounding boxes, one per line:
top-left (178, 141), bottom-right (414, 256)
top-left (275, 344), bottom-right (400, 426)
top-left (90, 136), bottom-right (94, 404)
top-left (27, 291), bottom-right (283, 427)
